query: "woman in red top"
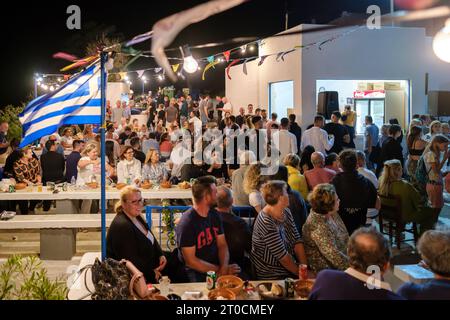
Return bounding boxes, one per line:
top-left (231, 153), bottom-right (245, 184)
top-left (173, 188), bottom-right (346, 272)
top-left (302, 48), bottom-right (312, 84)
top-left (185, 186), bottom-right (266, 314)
top-left (159, 132), bottom-right (173, 162)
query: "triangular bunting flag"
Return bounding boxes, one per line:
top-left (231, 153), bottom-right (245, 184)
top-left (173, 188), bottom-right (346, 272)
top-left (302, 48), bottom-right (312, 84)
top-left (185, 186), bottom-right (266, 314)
top-left (258, 55), bottom-right (268, 67)
top-left (53, 52), bottom-right (78, 62)
top-left (276, 52), bottom-right (284, 62)
top-left (172, 64), bottom-right (180, 73)
top-left (136, 70), bottom-right (145, 78)
top-left (60, 55), bottom-right (97, 72)
top-left (243, 59), bottom-right (248, 75)
top-left (202, 60), bottom-right (220, 81)
top-left (207, 56), bottom-right (215, 64)
top-left (154, 67), bottom-right (162, 74)
top-left (280, 49), bottom-right (296, 61)
top-left (123, 52), bottom-right (142, 69)
top-left (226, 60), bottom-right (240, 80)
top-left (223, 50), bottom-right (231, 63)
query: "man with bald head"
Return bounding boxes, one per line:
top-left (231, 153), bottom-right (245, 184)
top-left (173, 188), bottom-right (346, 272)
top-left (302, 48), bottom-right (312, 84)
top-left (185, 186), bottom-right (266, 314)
top-left (236, 107), bottom-right (246, 128)
top-left (309, 227), bottom-right (403, 300)
top-left (215, 186), bottom-right (252, 270)
top-left (304, 151), bottom-right (336, 190)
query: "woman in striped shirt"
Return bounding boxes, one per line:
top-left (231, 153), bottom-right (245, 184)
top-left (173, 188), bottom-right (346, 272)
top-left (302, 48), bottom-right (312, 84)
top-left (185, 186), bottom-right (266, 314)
top-left (251, 180), bottom-right (308, 280)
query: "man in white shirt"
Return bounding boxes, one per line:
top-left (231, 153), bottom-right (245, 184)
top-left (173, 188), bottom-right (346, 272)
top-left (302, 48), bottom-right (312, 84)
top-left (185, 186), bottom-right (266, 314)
top-left (189, 110), bottom-right (203, 136)
top-left (356, 151), bottom-right (379, 225)
top-left (222, 97), bottom-right (233, 116)
top-left (301, 115), bottom-right (334, 155)
top-left (111, 100), bottom-right (123, 124)
top-left (272, 117), bottom-right (298, 162)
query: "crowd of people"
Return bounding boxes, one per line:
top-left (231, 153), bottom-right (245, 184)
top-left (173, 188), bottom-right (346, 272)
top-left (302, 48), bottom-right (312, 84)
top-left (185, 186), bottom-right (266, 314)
top-left (0, 90), bottom-right (449, 299)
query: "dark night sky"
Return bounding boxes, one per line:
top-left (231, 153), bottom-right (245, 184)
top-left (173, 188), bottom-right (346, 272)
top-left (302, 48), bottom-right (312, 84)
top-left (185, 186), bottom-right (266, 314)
top-left (1, 0), bottom-right (392, 106)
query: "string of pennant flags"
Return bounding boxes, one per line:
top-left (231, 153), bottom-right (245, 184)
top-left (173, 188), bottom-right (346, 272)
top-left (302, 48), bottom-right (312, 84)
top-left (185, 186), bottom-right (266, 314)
top-left (54, 26), bottom-right (362, 84)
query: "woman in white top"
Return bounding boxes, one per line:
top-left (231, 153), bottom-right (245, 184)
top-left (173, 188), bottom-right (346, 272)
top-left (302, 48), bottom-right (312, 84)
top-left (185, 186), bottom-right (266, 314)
top-left (142, 149), bottom-right (169, 183)
top-left (77, 144), bottom-right (112, 213)
top-left (60, 127), bottom-right (74, 149)
top-left (116, 146), bottom-right (142, 185)
top-left (78, 144), bottom-right (101, 184)
top-left (243, 163), bottom-right (267, 213)
top-left (423, 120), bottom-right (442, 143)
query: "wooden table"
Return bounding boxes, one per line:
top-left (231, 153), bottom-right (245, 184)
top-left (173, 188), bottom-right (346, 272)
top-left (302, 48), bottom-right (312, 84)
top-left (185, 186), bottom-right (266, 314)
top-left (158, 280), bottom-right (305, 300)
top-left (67, 253), bottom-right (307, 300)
top-left (0, 186), bottom-right (192, 201)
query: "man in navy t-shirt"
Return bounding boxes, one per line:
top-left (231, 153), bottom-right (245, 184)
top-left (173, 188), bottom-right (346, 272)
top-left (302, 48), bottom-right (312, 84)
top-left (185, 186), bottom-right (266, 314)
top-left (397, 229), bottom-right (450, 300)
top-left (176, 175), bottom-right (241, 282)
top-left (309, 227), bottom-right (403, 300)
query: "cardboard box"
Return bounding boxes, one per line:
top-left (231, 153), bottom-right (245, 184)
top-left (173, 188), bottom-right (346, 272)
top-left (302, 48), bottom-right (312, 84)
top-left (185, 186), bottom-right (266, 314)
top-left (384, 82), bottom-right (401, 90)
top-left (357, 82), bottom-right (374, 91)
top-left (373, 82), bottom-right (385, 90)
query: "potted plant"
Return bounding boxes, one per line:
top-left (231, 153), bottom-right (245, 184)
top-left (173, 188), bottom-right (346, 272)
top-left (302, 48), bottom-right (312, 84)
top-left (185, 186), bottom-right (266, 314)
top-left (0, 255), bottom-right (68, 300)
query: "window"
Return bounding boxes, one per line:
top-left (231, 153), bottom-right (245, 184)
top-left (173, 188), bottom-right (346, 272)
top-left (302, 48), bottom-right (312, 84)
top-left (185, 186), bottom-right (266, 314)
top-left (269, 81), bottom-right (294, 119)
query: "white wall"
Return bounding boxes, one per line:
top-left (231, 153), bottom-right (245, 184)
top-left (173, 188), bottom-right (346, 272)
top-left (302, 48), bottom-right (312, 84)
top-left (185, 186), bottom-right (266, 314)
top-left (225, 59), bottom-right (258, 114)
top-left (107, 82), bottom-right (130, 105)
top-left (225, 26), bottom-right (301, 115)
top-left (226, 24), bottom-right (450, 129)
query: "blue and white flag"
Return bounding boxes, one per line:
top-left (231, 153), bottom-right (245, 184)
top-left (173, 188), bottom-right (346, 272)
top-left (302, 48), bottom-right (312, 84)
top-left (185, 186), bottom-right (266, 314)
top-left (19, 62), bottom-right (103, 147)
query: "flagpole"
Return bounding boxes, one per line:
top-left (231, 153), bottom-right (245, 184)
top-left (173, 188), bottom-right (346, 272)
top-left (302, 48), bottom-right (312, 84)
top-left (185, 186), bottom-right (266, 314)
top-left (100, 51), bottom-right (108, 261)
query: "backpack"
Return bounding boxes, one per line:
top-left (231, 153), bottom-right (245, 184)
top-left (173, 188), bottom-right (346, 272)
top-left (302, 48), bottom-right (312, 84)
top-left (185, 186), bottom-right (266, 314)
top-left (415, 155), bottom-right (430, 186)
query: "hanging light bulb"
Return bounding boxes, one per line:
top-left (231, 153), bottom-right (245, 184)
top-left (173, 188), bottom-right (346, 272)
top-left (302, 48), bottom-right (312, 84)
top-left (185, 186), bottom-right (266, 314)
top-left (158, 74), bottom-right (164, 81)
top-left (49, 86), bottom-right (55, 92)
top-left (180, 45), bottom-right (198, 74)
top-left (249, 45), bottom-right (255, 52)
top-left (433, 18), bottom-right (450, 63)
top-left (124, 76), bottom-right (129, 81)
top-left (241, 45), bottom-right (246, 53)
top-left (141, 76), bottom-right (147, 81)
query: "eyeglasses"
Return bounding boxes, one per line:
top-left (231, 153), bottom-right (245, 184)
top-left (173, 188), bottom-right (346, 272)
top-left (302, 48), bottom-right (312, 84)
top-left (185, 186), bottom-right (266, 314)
top-left (127, 198), bottom-right (144, 205)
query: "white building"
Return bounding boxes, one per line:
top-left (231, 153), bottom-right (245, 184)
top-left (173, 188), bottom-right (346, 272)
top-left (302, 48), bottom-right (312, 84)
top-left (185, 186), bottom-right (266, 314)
top-left (225, 24), bottom-right (450, 134)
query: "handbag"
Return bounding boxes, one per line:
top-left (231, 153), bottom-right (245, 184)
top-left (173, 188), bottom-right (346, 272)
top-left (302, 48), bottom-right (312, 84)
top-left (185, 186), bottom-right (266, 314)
top-left (122, 259), bottom-right (150, 300)
top-left (76, 258), bottom-right (151, 300)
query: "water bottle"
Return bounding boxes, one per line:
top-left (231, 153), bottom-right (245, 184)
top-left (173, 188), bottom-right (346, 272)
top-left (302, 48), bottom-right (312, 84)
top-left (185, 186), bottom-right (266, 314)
top-left (71, 176), bottom-right (76, 186)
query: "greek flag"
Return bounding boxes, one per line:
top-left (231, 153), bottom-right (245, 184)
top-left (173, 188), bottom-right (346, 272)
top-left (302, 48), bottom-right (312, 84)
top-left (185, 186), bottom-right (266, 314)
top-left (19, 62), bottom-right (103, 148)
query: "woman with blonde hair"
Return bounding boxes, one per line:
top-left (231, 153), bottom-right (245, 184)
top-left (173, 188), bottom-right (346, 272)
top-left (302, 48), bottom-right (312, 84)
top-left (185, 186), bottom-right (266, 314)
top-left (142, 149), bottom-right (169, 183)
top-left (243, 163), bottom-right (267, 213)
top-left (107, 186), bottom-right (166, 283)
top-left (283, 153), bottom-right (309, 200)
top-left (378, 159), bottom-right (438, 235)
top-left (424, 120), bottom-right (442, 142)
top-left (302, 183), bottom-right (349, 272)
top-left (78, 144), bottom-right (112, 213)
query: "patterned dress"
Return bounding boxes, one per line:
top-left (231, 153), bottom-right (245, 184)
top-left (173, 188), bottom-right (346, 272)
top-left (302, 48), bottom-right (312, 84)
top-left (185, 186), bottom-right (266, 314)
top-left (302, 211), bottom-right (349, 273)
top-left (13, 158), bottom-right (40, 183)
